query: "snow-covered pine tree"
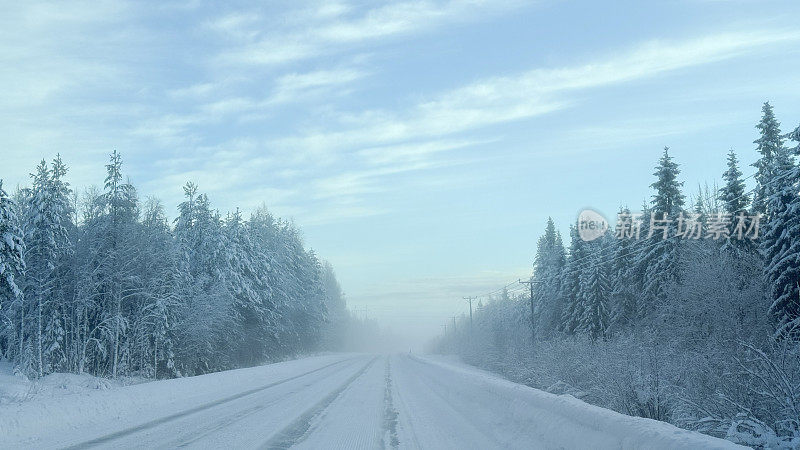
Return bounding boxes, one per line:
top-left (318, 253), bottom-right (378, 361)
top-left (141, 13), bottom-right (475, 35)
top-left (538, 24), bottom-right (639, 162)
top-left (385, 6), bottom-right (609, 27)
top-left (172, 184), bottom-right (237, 374)
top-left (640, 147), bottom-right (685, 317)
top-left (0, 180), bottom-right (25, 308)
top-left (298, 248), bottom-right (328, 352)
top-left (752, 102), bottom-right (785, 215)
top-left (560, 223), bottom-right (589, 334)
top-left (650, 147), bottom-right (685, 215)
top-left (248, 206), bottom-right (285, 354)
top-left (42, 155), bottom-right (73, 374)
top-left (718, 149), bottom-right (755, 256)
top-left (174, 182), bottom-right (199, 258)
top-left (223, 208), bottom-right (272, 365)
top-left (0, 180), bottom-right (26, 362)
top-left (578, 235), bottom-right (612, 341)
top-left (761, 123), bottom-right (800, 336)
top-left (532, 217), bottom-right (565, 339)
top-left (22, 159), bottom-right (72, 377)
top-left (319, 260), bottom-right (347, 350)
top-left (720, 149), bottom-right (749, 215)
top-left (273, 221), bottom-right (328, 354)
top-left (609, 206), bottom-right (637, 331)
top-left (630, 199), bottom-right (652, 321)
top-left (101, 151), bottom-right (140, 378)
top-left (137, 198), bottom-right (180, 377)
top-left (692, 185), bottom-right (706, 231)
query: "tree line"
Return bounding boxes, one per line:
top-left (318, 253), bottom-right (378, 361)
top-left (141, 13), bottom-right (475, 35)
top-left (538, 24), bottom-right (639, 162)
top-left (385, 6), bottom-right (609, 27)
top-left (0, 151), bottom-right (349, 379)
top-left (436, 102), bottom-right (800, 448)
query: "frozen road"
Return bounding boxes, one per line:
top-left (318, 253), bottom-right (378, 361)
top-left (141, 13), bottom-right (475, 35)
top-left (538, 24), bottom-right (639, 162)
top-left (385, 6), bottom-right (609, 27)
top-left (1, 354), bottom-right (742, 449)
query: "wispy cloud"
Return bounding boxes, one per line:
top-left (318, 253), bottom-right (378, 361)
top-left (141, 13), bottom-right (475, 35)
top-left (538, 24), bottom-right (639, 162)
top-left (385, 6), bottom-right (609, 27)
top-left (223, 27), bottom-right (800, 226)
top-left (213, 0), bottom-right (526, 67)
top-left (0, 1), bottom-right (134, 108)
top-left (269, 68), bottom-right (369, 104)
top-left (275, 28), bottom-right (800, 157)
top-left (358, 139), bottom-right (493, 166)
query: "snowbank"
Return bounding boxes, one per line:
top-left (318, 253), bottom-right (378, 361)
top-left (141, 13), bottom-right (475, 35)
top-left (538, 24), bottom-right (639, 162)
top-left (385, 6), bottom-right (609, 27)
top-left (0, 360), bottom-right (146, 405)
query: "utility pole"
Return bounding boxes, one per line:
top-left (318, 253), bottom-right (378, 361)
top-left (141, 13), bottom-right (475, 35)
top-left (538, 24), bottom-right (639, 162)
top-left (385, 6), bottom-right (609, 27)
top-left (451, 315), bottom-right (457, 332)
top-left (519, 278), bottom-right (541, 343)
top-left (463, 296), bottom-right (476, 344)
top-left (463, 296), bottom-right (476, 330)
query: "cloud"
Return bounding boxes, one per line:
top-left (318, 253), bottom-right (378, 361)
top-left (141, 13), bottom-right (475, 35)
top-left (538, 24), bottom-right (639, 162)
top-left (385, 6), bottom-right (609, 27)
top-left (0, 1), bottom-right (134, 108)
top-left (168, 82), bottom-right (221, 99)
top-left (416, 29), bottom-right (800, 122)
top-left (358, 139), bottom-right (493, 166)
top-left (312, 159), bottom-right (443, 200)
top-left (213, 0), bottom-right (526, 67)
top-left (235, 27), bottom-right (800, 227)
top-left (269, 68), bottom-right (369, 103)
top-left (275, 28), bottom-right (800, 157)
top-left (4, 0), bottom-right (799, 232)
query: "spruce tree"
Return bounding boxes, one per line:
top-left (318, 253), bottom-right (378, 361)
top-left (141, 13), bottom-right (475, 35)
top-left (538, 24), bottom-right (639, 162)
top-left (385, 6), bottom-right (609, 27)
top-left (717, 149), bottom-right (755, 255)
top-left (560, 224), bottom-right (589, 334)
top-left (139, 198), bottom-right (180, 378)
top-left (609, 207), bottom-right (637, 330)
top-left (532, 217), bottom-right (565, 338)
top-left (0, 180), bottom-right (25, 303)
top-left (650, 147), bottom-right (685, 215)
top-left (640, 147), bottom-right (685, 314)
top-left (761, 123), bottom-right (800, 336)
top-left (22, 159), bottom-right (72, 377)
top-left (752, 102), bottom-right (785, 214)
top-left (719, 149), bottom-right (749, 215)
top-left (46, 156), bottom-right (71, 373)
top-left (0, 180), bottom-right (26, 362)
top-left (99, 151), bottom-right (139, 378)
top-left (578, 236), bottom-right (612, 341)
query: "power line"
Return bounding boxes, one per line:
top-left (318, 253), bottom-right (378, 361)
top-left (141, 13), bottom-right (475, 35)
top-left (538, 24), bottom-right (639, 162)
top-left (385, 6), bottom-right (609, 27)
top-left (472, 279), bottom-right (527, 299)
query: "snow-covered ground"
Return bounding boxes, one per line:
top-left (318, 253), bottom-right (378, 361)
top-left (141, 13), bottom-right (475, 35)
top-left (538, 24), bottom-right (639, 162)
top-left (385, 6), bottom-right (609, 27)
top-left (0, 354), bottom-right (744, 449)
top-left (0, 360), bottom-right (147, 406)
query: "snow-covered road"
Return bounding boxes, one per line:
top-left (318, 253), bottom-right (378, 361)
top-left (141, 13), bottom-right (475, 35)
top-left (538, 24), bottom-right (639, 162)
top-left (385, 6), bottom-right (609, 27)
top-left (1, 354), bottom-right (744, 449)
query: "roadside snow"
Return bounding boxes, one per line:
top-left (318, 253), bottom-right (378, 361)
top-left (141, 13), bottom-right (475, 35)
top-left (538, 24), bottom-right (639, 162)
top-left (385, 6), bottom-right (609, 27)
top-left (0, 360), bottom-right (145, 405)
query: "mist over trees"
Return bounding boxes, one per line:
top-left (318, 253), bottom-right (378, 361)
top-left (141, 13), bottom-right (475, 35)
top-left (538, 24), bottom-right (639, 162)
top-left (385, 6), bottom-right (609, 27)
top-left (435, 102), bottom-right (800, 448)
top-left (0, 151), bottom-right (352, 379)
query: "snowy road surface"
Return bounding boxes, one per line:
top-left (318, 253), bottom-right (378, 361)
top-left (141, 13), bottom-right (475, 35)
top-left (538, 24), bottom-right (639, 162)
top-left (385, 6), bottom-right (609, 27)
top-left (1, 354), bottom-right (743, 449)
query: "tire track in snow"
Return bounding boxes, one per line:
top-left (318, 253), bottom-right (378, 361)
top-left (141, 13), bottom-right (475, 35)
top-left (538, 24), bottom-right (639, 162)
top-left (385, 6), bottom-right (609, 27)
top-left (173, 358), bottom-right (364, 448)
top-left (394, 354), bottom-right (500, 448)
top-left (388, 356), bottom-right (423, 450)
top-left (259, 356), bottom-right (378, 450)
top-left (63, 357), bottom-right (356, 449)
top-left (382, 358), bottom-right (400, 449)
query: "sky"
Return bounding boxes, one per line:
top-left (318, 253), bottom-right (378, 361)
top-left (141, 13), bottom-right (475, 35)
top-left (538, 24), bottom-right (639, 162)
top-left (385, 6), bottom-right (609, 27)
top-left (2, 0), bottom-right (800, 349)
